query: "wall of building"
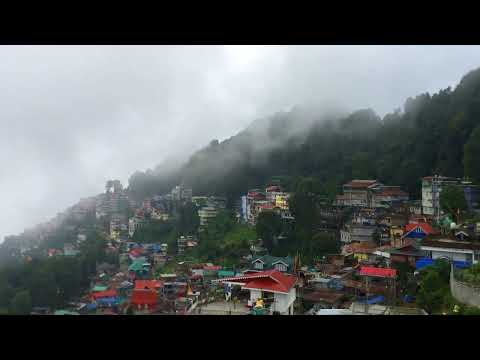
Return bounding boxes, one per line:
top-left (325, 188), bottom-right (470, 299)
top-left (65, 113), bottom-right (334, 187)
top-left (273, 288), bottom-right (296, 314)
top-left (451, 268), bottom-right (480, 308)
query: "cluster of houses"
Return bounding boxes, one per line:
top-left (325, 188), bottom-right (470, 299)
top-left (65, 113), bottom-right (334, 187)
top-left (336, 177), bottom-right (480, 274)
top-left (240, 185), bottom-right (294, 226)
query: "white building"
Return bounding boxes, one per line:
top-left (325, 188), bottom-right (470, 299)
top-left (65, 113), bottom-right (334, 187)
top-left (213, 270), bottom-right (297, 315)
top-left (420, 238), bottom-right (480, 264)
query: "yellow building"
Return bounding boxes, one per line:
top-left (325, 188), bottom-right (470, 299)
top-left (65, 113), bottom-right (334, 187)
top-left (275, 194), bottom-right (289, 210)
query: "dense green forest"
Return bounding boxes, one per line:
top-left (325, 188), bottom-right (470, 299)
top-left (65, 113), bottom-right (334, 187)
top-left (0, 231), bottom-right (112, 314)
top-left (129, 68), bottom-right (480, 203)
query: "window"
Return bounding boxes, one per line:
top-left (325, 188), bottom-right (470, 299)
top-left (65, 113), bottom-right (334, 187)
top-left (274, 263), bottom-right (287, 272)
top-left (254, 261), bottom-right (263, 270)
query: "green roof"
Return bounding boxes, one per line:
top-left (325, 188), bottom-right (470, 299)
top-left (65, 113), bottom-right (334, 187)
top-left (218, 270), bottom-right (235, 277)
top-left (92, 285), bottom-right (109, 292)
top-left (54, 310), bottom-right (80, 315)
top-left (251, 255), bottom-right (294, 269)
top-left (129, 261), bottom-right (145, 272)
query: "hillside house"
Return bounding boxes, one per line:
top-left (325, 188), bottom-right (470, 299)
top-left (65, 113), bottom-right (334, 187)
top-left (420, 238), bottom-right (480, 264)
top-left (250, 255), bottom-right (294, 273)
top-left (213, 270), bottom-right (297, 315)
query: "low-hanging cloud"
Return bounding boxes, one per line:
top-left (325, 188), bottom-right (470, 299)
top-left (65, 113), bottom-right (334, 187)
top-left (2, 45), bottom-right (480, 241)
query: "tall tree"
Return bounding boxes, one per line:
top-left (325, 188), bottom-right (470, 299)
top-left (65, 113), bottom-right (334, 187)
top-left (440, 185), bottom-right (467, 222)
top-left (10, 290), bottom-right (32, 315)
top-left (464, 125), bottom-right (480, 182)
top-left (256, 211), bottom-right (282, 253)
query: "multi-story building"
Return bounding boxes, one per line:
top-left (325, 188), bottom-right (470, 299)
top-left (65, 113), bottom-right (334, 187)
top-left (337, 180), bottom-right (382, 207)
top-left (198, 206), bottom-right (218, 228)
top-left (370, 186), bottom-right (409, 207)
top-left (128, 217), bottom-right (145, 238)
top-left (422, 175), bottom-right (480, 219)
top-left (171, 185), bottom-right (193, 202)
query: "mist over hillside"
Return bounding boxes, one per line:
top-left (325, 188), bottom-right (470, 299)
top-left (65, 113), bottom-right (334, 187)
top-left (129, 67), bottom-right (480, 203)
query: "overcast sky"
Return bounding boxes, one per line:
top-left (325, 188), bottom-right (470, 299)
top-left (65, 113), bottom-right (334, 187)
top-left (2, 45), bottom-right (480, 242)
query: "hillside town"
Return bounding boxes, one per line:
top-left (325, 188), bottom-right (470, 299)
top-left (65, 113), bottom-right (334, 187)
top-left (2, 174), bottom-right (480, 316)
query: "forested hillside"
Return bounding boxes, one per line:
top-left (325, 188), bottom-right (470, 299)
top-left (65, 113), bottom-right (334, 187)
top-left (128, 68), bottom-right (480, 202)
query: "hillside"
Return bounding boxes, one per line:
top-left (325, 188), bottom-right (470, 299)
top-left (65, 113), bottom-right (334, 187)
top-left (129, 67), bottom-right (480, 201)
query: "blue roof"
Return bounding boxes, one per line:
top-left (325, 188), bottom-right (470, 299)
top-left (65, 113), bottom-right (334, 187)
top-left (97, 297), bottom-right (119, 306)
top-left (358, 295), bottom-right (385, 305)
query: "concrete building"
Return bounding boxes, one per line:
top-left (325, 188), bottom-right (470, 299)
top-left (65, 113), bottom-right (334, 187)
top-left (198, 206), bottom-right (218, 227)
top-left (422, 175), bottom-right (480, 220)
top-left (420, 238), bottom-right (480, 264)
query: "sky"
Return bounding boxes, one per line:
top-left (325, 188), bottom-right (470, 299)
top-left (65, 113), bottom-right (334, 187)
top-left (2, 45), bottom-right (480, 242)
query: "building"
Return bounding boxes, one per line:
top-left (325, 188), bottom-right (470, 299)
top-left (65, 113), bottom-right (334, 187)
top-left (420, 238), bottom-right (480, 264)
top-left (341, 224), bottom-right (376, 243)
top-left (407, 200), bottom-right (422, 215)
top-left (213, 270), bottom-right (297, 315)
top-left (403, 222), bottom-right (437, 240)
top-left (171, 185), bottom-right (193, 202)
top-left (338, 180), bottom-right (382, 207)
top-left (370, 186), bottom-right (409, 208)
top-left (337, 180), bottom-right (409, 208)
top-left (250, 255), bottom-right (294, 273)
top-left (422, 175), bottom-right (480, 219)
top-left (198, 206), bottom-right (217, 228)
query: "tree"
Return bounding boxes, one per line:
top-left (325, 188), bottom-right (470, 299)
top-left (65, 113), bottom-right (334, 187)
top-left (464, 125), bottom-right (480, 182)
top-left (416, 259), bottom-right (451, 314)
top-left (256, 211), bottom-right (282, 253)
top-left (10, 290), bottom-right (32, 315)
top-left (440, 185), bottom-right (467, 222)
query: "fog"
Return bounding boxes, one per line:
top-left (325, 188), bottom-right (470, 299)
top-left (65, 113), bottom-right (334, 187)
top-left (2, 45), bottom-right (480, 242)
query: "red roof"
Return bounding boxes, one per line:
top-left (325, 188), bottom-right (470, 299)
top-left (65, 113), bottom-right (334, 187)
top-left (218, 270), bottom-right (297, 294)
top-left (129, 248), bottom-right (144, 257)
top-left (266, 185), bottom-right (281, 192)
top-left (375, 189), bottom-right (408, 197)
top-left (405, 222), bottom-right (436, 235)
top-left (344, 180), bottom-right (378, 189)
top-left (92, 289), bottom-right (118, 300)
top-left (359, 266), bottom-right (397, 278)
top-left (259, 204), bottom-right (274, 210)
top-left (131, 289), bottom-right (158, 306)
top-left (203, 265), bottom-right (222, 271)
top-left (134, 280), bottom-right (163, 291)
top-left (247, 192), bottom-right (265, 200)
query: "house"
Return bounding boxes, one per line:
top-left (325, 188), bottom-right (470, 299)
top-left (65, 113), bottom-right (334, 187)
top-left (407, 200), bottom-right (422, 215)
top-left (131, 289), bottom-right (159, 312)
top-left (420, 238), bottom-right (480, 264)
top-left (374, 244), bottom-right (427, 267)
top-left (370, 186), bottom-right (409, 208)
top-left (341, 224), bottom-right (376, 243)
top-left (338, 180), bottom-right (383, 207)
top-left (91, 289), bottom-right (118, 301)
top-left (422, 175), bottom-right (480, 219)
top-left (301, 288), bottom-right (346, 310)
top-left (213, 270), bottom-right (297, 315)
top-left (134, 280), bottom-right (163, 292)
top-left (250, 255), bottom-right (294, 273)
top-left (403, 222), bottom-right (438, 240)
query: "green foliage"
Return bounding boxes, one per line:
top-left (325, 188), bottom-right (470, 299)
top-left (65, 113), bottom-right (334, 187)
top-left (177, 202), bottom-right (200, 235)
top-left (256, 212), bottom-right (282, 253)
top-left (132, 220), bottom-right (175, 244)
top-left (193, 210), bottom-right (254, 264)
top-left (10, 290), bottom-right (32, 315)
top-left (440, 185), bottom-right (467, 221)
top-left (416, 259), bottom-right (451, 314)
top-left (457, 263), bottom-right (480, 286)
top-left (464, 125), bottom-right (480, 182)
